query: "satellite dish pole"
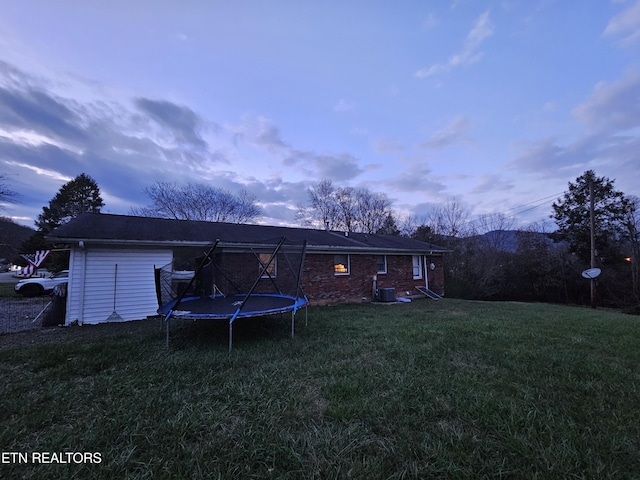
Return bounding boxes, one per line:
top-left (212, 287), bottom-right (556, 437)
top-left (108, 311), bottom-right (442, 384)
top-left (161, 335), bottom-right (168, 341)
top-left (590, 179), bottom-right (597, 308)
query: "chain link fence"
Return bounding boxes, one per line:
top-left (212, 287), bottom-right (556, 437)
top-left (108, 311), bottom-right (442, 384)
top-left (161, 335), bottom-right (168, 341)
top-left (0, 283), bottom-right (67, 334)
top-left (0, 296), bottom-right (52, 334)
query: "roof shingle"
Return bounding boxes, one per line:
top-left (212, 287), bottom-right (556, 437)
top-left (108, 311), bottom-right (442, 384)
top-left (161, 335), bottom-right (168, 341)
top-left (47, 213), bottom-right (448, 254)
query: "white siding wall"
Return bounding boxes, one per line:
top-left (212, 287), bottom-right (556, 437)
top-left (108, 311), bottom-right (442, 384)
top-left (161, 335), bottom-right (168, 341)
top-left (66, 248), bottom-right (172, 325)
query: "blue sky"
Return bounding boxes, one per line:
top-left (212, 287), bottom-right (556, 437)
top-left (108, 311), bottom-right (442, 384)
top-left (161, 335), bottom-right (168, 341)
top-left (1, 0), bottom-right (639, 230)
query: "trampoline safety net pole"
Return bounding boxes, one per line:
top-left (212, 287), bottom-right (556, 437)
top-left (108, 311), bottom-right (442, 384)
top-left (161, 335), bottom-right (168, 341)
top-left (226, 237), bottom-right (286, 352)
top-left (165, 239), bottom-right (220, 349)
top-left (170, 240), bottom-right (219, 315)
top-left (235, 237), bottom-right (286, 314)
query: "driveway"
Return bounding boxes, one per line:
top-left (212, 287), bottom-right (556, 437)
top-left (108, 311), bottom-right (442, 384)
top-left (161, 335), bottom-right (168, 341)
top-left (0, 272), bottom-right (20, 284)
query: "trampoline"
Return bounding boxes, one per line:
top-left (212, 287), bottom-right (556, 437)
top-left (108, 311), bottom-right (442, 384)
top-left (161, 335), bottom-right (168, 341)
top-left (156, 237), bottom-right (308, 351)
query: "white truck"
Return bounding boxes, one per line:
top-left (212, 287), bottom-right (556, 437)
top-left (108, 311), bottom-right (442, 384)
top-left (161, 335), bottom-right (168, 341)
top-left (14, 270), bottom-right (69, 297)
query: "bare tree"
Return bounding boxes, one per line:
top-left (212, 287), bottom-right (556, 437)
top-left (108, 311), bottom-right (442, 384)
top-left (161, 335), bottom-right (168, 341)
top-left (335, 187), bottom-right (358, 232)
top-left (0, 174), bottom-right (19, 212)
top-left (132, 182), bottom-right (261, 223)
top-left (357, 188), bottom-right (393, 234)
top-left (474, 213), bottom-right (517, 251)
top-left (296, 179), bottom-right (340, 230)
top-left (428, 198), bottom-right (471, 238)
top-left (297, 179), bottom-right (393, 233)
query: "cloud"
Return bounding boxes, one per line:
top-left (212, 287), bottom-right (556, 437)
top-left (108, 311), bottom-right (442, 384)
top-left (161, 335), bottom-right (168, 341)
top-left (254, 118), bottom-right (288, 150)
top-left (0, 62), bottom-right (240, 219)
top-left (572, 68), bottom-right (640, 132)
top-left (333, 99), bottom-right (355, 113)
top-left (422, 13), bottom-right (439, 30)
top-left (0, 85), bottom-right (88, 146)
top-left (469, 174), bottom-right (514, 194)
top-left (507, 137), bottom-right (578, 175)
top-left (372, 137), bottom-right (404, 154)
top-left (603, 0), bottom-right (640, 46)
top-left (283, 150), bottom-right (364, 181)
top-left (135, 97), bottom-right (209, 150)
top-left (386, 163), bottom-right (448, 194)
top-left (416, 11), bottom-right (494, 78)
top-left (420, 116), bottom-right (472, 149)
top-left (0, 61), bottom-right (374, 227)
top-left (507, 66), bottom-right (640, 197)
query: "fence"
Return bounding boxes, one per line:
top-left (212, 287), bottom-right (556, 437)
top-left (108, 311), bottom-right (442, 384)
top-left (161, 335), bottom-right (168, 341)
top-left (0, 295), bottom-right (55, 334)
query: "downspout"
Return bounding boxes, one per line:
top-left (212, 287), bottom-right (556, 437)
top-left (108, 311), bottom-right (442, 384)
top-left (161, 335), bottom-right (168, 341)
top-left (423, 255), bottom-right (429, 291)
top-left (77, 243), bottom-right (87, 326)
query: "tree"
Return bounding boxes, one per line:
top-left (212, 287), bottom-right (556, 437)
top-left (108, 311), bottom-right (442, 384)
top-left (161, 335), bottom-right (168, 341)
top-left (0, 173), bottom-right (19, 212)
top-left (131, 182), bottom-right (261, 223)
top-left (297, 179), bottom-right (339, 230)
top-left (297, 180), bottom-right (393, 233)
top-left (36, 173), bottom-right (104, 234)
top-left (428, 198), bottom-right (471, 239)
top-left (376, 213), bottom-right (400, 236)
top-left (621, 195), bottom-right (640, 301)
top-left (473, 213), bottom-right (516, 251)
top-left (21, 173), bottom-right (103, 271)
top-left (513, 225), bottom-right (568, 302)
top-left (551, 170), bottom-right (628, 265)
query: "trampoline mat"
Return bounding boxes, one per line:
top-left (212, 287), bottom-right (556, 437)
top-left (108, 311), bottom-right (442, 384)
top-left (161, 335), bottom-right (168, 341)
top-left (158, 293), bottom-right (306, 319)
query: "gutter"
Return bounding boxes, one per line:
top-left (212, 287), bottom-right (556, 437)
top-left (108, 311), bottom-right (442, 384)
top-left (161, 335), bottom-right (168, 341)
top-left (45, 237), bottom-right (450, 255)
top-left (46, 236), bottom-right (452, 255)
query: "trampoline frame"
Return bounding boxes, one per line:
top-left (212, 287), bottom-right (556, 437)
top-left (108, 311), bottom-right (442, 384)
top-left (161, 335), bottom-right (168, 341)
top-left (159, 237), bottom-right (308, 351)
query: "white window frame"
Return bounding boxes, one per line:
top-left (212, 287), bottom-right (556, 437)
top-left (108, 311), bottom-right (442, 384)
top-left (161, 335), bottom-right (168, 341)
top-left (334, 254), bottom-right (350, 276)
top-left (376, 255), bottom-right (387, 274)
top-left (412, 255), bottom-right (423, 280)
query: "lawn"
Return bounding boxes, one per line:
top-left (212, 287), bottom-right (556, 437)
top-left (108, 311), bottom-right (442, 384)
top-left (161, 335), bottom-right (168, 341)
top-left (1, 299), bottom-right (639, 479)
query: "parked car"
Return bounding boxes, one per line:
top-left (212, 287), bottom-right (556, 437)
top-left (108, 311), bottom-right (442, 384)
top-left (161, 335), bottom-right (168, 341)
top-left (14, 270), bottom-right (69, 297)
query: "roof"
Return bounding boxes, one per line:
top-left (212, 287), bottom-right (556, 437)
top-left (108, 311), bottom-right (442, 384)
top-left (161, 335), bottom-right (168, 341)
top-left (46, 213), bottom-right (448, 255)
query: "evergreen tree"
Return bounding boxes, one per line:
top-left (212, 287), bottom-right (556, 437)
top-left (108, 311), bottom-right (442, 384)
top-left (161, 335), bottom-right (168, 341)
top-left (22, 173), bottom-right (104, 271)
top-left (551, 170), bottom-right (628, 265)
top-left (376, 213), bottom-right (400, 236)
top-left (36, 173), bottom-right (104, 234)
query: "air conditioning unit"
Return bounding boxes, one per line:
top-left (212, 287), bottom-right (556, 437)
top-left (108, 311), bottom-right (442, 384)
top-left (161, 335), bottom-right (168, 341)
top-left (378, 288), bottom-right (396, 302)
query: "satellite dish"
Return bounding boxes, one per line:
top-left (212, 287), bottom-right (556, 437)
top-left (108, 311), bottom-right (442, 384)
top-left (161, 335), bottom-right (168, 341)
top-left (581, 268), bottom-right (601, 279)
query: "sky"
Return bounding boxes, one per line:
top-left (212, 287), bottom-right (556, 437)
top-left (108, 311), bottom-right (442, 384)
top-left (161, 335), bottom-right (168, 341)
top-left (1, 0), bottom-right (639, 232)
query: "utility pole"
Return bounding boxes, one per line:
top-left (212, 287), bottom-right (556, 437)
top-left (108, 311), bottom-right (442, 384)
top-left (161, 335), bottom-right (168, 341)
top-left (590, 179), bottom-right (596, 308)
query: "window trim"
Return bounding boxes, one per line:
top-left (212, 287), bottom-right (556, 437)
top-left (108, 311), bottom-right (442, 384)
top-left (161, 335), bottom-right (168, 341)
top-left (333, 254), bottom-right (350, 276)
top-left (412, 255), bottom-right (423, 280)
top-left (376, 255), bottom-right (387, 274)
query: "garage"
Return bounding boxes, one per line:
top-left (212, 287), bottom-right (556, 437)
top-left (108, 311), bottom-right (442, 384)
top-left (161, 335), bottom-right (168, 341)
top-left (66, 247), bottom-right (172, 325)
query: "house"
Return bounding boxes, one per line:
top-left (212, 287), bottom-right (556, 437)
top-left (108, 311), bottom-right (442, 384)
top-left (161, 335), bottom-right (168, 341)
top-left (46, 213), bottom-right (448, 326)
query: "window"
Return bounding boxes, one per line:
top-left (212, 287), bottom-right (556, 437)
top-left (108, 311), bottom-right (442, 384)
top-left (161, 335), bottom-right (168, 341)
top-left (412, 255), bottom-right (423, 280)
top-left (334, 254), bottom-right (350, 275)
top-left (376, 255), bottom-right (387, 274)
top-left (259, 253), bottom-right (277, 278)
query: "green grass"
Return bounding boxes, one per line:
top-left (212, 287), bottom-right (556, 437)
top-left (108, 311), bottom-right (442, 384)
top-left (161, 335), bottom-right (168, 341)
top-left (0, 282), bottom-right (17, 297)
top-left (1, 299), bottom-right (639, 479)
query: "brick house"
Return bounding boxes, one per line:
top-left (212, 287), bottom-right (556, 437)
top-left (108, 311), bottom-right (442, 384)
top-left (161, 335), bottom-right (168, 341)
top-left (47, 213), bottom-right (448, 326)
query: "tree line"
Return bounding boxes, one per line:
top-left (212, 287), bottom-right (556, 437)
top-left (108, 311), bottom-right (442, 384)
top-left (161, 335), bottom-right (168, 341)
top-left (1, 170), bottom-right (638, 308)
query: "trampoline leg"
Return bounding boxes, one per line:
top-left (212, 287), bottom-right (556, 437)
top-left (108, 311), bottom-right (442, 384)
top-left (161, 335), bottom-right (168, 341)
top-left (165, 318), bottom-right (169, 348)
top-left (291, 311), bottom-right (295, 338)
top-left (229, 321), bottom-right (233, 353)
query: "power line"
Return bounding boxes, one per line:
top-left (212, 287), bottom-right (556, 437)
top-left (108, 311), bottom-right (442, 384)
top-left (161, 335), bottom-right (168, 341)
top-left (458, 192), bottom-right (564, 231)
top-left (500, 192), bottom-right (564, 216)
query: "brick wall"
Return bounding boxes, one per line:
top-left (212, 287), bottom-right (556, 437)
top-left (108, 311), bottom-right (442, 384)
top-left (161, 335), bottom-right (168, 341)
top-left (301, 253), bottom-right (446, 305)
top-left (206, 251), bottom-right (446, 306)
